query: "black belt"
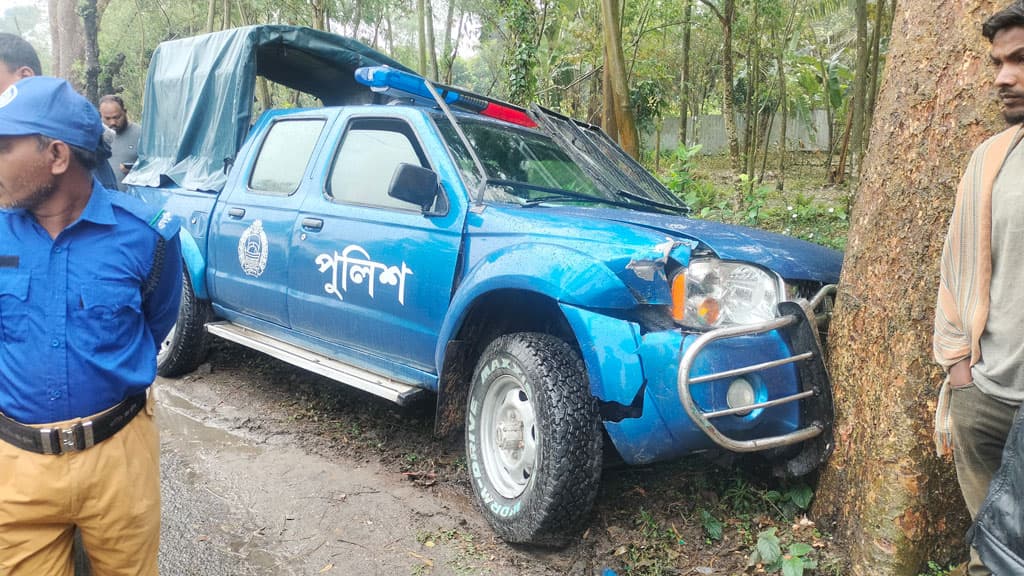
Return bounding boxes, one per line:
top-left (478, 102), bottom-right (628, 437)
top-left (0, 392), bottom-right (147, 455)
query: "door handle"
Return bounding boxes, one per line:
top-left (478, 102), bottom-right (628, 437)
top-left (227, 207), bottom-right (245, 218)
top-left (301, 218), bottom-right (324, 231)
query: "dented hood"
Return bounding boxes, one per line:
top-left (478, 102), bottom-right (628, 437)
top-left (545, 206), bottom-right (843, 282)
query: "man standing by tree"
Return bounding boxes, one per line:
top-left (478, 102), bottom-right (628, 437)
top-left (0, 76), bottom-right (181, 575)
top-left (98, 95), bottom-right (140, 191)
top-left (934, 2), bottom-right (1024, 574)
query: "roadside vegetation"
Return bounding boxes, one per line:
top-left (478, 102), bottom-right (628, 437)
top-left (650, 147), bottom-right (852, 251)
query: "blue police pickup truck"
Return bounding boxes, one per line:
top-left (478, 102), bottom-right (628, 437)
top-left (125, 25), bottom-right (842, 545)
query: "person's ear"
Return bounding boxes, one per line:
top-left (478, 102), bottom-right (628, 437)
top-left (14, 66), bottom-right (34, 81)
top-left (47, 141), bottom-right (71, 175)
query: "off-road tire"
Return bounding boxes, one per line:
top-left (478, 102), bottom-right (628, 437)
top-left (157, 268), bottom-right (208, 377)
top-left (465, 332), bottom-right (602, 546)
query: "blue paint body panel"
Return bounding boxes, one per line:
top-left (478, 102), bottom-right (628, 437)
top-left (128, 77), bottom-right (843, 468)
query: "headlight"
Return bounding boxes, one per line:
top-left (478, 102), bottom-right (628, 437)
top-left (669, 258), bottom-right (781, 328)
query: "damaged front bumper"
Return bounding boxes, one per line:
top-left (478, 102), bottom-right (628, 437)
top-left (562, 285), bottom-right (837, 475)
top-left (676, 285), bottom-right (836, 475)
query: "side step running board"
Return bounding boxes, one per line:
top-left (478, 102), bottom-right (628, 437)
top-left (205, 322), bottom-right (427, 406)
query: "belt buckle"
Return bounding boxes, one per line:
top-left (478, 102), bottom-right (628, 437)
top-left (60, 427), bottom-right (78, 453)
top-left (39, 422), bottom-right (95, 455)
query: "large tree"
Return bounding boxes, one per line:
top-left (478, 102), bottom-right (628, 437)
top-left (49, 0), bottom-right (87, 87)
top-left (813, 0), bottom-right (1005, 573)
top-left (599, 0), bottom-right (639, 157)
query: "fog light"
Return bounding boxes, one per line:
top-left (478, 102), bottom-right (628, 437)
top-left (726, 378), bottom-right (756, 415)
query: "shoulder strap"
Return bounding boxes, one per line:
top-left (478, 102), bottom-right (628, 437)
top-left (141, 236), bottom-right (167, 303)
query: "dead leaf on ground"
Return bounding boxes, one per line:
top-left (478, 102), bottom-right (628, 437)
top-left (792, 515), bottom-right (815, 532)
top-left (318, 563), bottom-right (334, 573)
top-left (407, 551), bottom-right (434, 566)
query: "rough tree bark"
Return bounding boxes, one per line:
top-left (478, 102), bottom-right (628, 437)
top-left (812, 1), bottom-right (1005, 574)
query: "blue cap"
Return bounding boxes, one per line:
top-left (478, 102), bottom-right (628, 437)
top-left (0, 76), bottom-right (104, 152)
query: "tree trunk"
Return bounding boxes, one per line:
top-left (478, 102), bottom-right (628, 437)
top-left (602, 57), bottom-right (618, 140)
top-left (442, 0), bottom-right (456, 82)
top-left (812, 1), bottom-right (1005, 573)
top-left (425, 0), bottom-right (439, 80)
top-left (775, 43), bottom-right (787, 191)
top-left (865, 0), bottom-right (888, 142)
top-left (714, 0), bottom-right (740, 171)
top-left (743, 0), bottom-right (760, 177)
top-left (849, 0), bottom-right (869, 181)
top-left (599, 0), bottom-right (639, 158)
top-left (80, 0), bottom-right (100, 104)
top-left (206, 0), bottom-right (215, 33)
top-left (416, 0), bottom-right (427, 75)
top-left (679, 0), bottom-right (692, 149)
top-left (774, 49), bottom-right (782, 189)
top-left (48, 0), bottom-right (86, 88)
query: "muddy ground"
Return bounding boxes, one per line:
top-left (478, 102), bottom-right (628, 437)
top-left (158, 338), bottom-right (843, 576)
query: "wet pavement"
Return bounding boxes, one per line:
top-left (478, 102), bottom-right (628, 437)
top-left (154, 378), bottom-right (521, 575)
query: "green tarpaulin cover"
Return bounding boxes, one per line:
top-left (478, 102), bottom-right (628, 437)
top-left (124, 25), bottom-right (413, 192)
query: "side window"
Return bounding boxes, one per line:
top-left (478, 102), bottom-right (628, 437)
top-left (248, 119), bottom-right (326, 195)
top-left (328, 118), bottom-right (428, 210)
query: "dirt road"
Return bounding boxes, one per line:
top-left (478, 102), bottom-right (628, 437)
top-left (155, 340), bottom-right (788, 576)
top-left (156, 341), bottom-right (596, 575)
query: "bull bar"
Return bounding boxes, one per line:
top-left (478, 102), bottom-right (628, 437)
top-left (676, 284), bottom-right (837, 457)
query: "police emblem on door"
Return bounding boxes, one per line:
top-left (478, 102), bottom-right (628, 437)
top-left (238, 219), bottom-right (268, 277)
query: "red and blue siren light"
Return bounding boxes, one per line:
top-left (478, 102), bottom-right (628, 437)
top-left (355, 66), bottom-right (537, 128)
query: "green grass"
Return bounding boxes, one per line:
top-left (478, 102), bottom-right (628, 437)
top-left (647, 148), bottom-right (851, 250)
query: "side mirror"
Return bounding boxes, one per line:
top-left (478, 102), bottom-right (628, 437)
top-left (387, 163), bottom-right (448, 216)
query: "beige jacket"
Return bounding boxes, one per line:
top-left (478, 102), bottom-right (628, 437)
top-left (933, 125), bottom-right (1023, 456)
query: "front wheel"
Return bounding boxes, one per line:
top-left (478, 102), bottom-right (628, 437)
top-left (465, 333), bottom-right (602, 545)
top-left (157, 267), bottom-right (209, 377)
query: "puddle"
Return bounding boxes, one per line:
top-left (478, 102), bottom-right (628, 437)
top-left (154, 384), bottom-right (261, 456)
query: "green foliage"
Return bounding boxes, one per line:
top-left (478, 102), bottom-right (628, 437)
top-left (748, 527), bottom-right (819, 576)
top-left (917, 561), bottom-right (958, 576)
top-left (737, 174), bottom-right (772, 224)
top-left (763, 483), bottom-right (815, 518)
top-left (665, 143), bottom-right (703, 196)
top-left (699, 508), bottom-right (723, 541)
top-left (631, 78), bottom-right (669, 132)
top-left (496, 0), bottom-right (539, 104)
top-left (657, 151), bottom-right (849, 249)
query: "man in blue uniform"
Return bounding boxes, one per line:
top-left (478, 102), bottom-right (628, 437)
top-left (0, 33), bottom-right (118, 191)
top-left (0, 77), bottom-right (181, 575)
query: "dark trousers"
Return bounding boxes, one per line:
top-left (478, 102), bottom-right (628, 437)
top-left (951, 385), bottom-right (1018, 576)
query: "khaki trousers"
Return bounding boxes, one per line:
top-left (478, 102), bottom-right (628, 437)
top-left (0, 404), bottom-right (160, 576)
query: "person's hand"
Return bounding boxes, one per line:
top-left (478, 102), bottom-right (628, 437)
top-left (119, 163), bottom-right (131, 174)
top-left (950, 358), bottom-right (972, 388)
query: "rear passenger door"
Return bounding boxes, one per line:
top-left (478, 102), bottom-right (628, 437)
top-left (288, 112), bottom-right (466, 374)
top-left (208, 115), bottom-right (328, 328)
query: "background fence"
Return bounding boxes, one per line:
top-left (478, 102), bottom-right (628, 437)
top-left (644, 110), bottom-right (831, 154)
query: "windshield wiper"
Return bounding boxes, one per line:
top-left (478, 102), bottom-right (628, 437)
top-left (615, 189), bottom-right (689, 214)
top-left (485, 179), bottom-right (631, 209)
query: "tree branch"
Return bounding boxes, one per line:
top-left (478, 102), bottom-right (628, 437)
top-left (697, 0), bottom-right (724, 23)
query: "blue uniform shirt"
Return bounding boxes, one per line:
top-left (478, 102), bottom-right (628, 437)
top-left (0, 179), bottom-right (182, 424)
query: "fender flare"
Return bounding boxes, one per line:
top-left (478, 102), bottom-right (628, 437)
top-left (433, 242), bottom-right (637, 371)
top-left (178, 229), bottom-right (208, 299)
